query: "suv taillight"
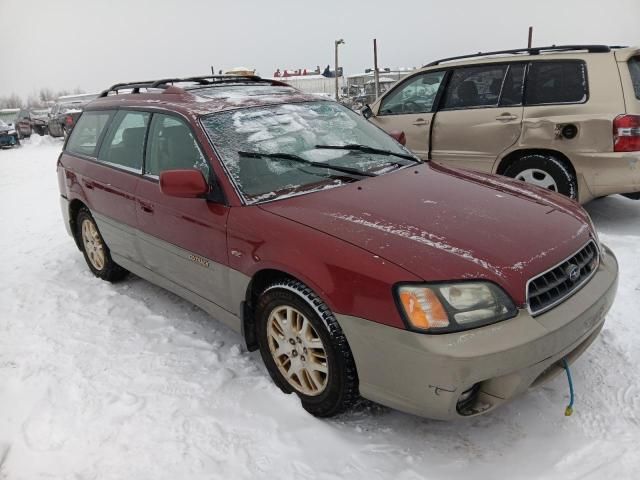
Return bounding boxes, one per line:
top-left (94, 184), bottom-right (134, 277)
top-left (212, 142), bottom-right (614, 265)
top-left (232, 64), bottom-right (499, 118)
top-left (65, 115), bottom-right (74, 125)
top-left (613, 114), bottom-right (640, 152)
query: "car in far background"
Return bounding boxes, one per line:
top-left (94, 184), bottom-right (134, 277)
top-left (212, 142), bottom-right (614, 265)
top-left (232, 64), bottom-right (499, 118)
top-left (364, 45), bottom-right (640, 203)
top-left (0, 108), bottom-right (20, 133)
top-left (0, 119), bottom-right (19, 148)
top-left (48, 93), bottom-right (98, 138)
top-left (30, 108), bottom-right (50, 136)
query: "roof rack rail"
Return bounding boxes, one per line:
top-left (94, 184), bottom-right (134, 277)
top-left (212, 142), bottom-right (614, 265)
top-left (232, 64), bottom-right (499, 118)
top-left (99, 75), bottom-right (288, 97)
top-left (425, 45), bottom-right (613, 67)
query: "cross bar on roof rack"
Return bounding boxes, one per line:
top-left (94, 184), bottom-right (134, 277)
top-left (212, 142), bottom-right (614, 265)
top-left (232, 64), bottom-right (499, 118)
top-left (425, 44), bottom-right (612, 67)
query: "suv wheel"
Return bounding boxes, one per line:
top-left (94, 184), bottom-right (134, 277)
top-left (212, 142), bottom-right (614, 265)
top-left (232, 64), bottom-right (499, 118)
top-left (504, 153), bottom-right (577, 199)
top-left (255, 279), bottom-right (359, 417)
top-left (76, 207), bottom-right (128, 282)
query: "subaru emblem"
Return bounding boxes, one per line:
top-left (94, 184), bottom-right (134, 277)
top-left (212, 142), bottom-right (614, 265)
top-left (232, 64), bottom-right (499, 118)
top-left (566, 264), bottom-right (580, 283)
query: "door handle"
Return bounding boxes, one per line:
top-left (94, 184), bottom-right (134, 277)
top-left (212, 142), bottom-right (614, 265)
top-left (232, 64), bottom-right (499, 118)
top-left (139, 201), bottom-right (154, 214)
top-left (496, 113), bottom-right (518, 121)
top-left (412, 118), bottom-right (429, 126)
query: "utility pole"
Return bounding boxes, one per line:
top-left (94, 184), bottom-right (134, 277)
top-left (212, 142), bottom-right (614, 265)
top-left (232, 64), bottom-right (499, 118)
top-left (335, 38), bottom-right (345, 101)
top-left (373, 38), bottom-right (380, 98)
top-left (528, 26), bottom-right (533, 48)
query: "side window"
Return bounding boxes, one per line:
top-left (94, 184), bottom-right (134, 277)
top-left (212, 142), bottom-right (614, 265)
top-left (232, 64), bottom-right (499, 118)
top-left (627, 56), bottom-right (640, 100)
top-left (499, 64), bottom-right (526, 106)
top-left (443, 65), bottom-right (508, 109)
top-left (98, 110), bottom-right (150, 172)
top-left (145, 114), bottom-right (210, 178)
top-left (66, 111), bottom-right (113, 157)
top-left (525, 61), bottom-right (587, 105)
top-left (379, 71), bottom-right (445, 115)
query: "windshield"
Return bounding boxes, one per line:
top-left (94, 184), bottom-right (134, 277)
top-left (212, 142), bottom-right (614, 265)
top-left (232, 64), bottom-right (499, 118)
top-left (0, 112), bottom-right (18, 124)
top-left (201, 101), bottom-right (415, 203)
top-left (629, 56), bottom-right (640, 99)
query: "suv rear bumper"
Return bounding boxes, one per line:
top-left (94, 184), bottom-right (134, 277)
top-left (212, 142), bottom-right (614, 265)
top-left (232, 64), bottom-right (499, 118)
top-left (575, 151), bottom-right (640, 201)
top-left (335, 244), bottom-right (618, 420)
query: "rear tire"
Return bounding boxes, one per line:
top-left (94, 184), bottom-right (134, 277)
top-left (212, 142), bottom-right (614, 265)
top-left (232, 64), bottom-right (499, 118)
top-left (76, 207), bottom-right (128, 282)
top-left (504, 153), bottom-right (577, 199)
top-left (255, 278), bottom-right (359, 417)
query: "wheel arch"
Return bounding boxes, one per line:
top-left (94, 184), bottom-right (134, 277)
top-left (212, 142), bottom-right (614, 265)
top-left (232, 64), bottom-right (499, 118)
top-left (495, 148), bottom-right (577, 179)
top-left (68, 198), bottom-right (88, 250)
top-left (242, 268), bottom-right (325, 352)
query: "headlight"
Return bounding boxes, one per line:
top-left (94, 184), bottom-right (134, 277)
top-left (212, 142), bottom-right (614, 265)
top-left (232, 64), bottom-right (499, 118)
top-left (396, 282), bottom-right (517, 333)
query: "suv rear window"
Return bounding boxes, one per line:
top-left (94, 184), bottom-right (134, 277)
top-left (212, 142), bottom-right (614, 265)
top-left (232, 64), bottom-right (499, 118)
top-left (66, 111), bottom-right (112, 157)
top-left (525, 61), bottom-right (587, 105)
top-left (629, 56), bottom-right (640, 99)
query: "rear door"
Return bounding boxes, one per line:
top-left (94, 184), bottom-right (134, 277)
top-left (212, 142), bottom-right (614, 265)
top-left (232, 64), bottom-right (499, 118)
top-left (430, 63), bottom-right (525, 172)
top-left (85, 109), bottom-right (150, 263)
top-left (369, 70), bottom-right (446, 159)
top-left (135, 113), bottom-right (233, 311)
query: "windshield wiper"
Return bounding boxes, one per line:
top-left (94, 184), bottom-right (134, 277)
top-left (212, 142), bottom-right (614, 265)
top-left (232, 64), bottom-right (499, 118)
top-left (237, 151), bottom-right (377, 177)
top-left (314, 144), bottom-right (422, 163)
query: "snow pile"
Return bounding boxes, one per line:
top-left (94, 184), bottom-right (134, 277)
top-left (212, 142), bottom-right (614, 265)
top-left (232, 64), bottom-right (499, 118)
top-left (0, 138), bottom-right (639, 479)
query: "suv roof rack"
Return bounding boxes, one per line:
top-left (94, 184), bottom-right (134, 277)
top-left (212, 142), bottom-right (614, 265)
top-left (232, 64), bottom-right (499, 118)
top-left (99, 75), bottom-right (288, 97)
top-left (425, 44), bottom-right (617, 67)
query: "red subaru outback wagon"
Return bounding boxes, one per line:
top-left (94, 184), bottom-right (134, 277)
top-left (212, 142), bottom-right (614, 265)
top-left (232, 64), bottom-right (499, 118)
top-left (57, 75), bottom-right (618, 420)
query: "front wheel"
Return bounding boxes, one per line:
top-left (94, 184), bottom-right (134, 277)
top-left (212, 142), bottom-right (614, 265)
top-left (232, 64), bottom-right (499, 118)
top-left (255, 279), bottom-right (359, 417)
top-left (76, 207), bottom-right (128, 282)
top-left (503, 153), bottom-right (577, 199)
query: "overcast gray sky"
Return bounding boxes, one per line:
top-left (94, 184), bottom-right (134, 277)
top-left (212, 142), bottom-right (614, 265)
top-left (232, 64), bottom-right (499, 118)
top-left (1, 0), bottom-right (638, 98)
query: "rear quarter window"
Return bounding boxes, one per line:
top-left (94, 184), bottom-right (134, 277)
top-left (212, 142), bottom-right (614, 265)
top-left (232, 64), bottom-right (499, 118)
top-left (66, 111), bottom-right (113, 157)
top-left (525, 61), bottom-right (588, 105)
top-left (629, 56), bottom-right (640, 99)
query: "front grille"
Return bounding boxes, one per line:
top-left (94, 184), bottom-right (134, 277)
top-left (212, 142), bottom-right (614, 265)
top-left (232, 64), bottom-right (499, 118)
top-left (527, 241), bottom-right (599, 315)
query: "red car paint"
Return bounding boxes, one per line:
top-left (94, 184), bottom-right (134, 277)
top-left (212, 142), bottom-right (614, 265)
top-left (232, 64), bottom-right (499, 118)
top-left (57, 86), bottom-right (595, 331)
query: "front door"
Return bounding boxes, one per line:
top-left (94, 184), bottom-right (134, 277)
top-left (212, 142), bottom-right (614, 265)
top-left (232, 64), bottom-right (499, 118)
top-left (135, 113), bottom-right (232, 311)
top-left (369, 70), bottom-right (446, 159)
top-left (430, 63), bottom-right (525, 172)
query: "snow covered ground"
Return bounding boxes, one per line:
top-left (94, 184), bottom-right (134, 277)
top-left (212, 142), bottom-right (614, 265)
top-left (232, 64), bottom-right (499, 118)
top-left (1, 137), bottom-right (639, 480)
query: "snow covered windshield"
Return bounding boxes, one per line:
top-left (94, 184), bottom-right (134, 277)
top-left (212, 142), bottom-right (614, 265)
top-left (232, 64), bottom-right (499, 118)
top-left (201, 101), bottom-right (416, 203)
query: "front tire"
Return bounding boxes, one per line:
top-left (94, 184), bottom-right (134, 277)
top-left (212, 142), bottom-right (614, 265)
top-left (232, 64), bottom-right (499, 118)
top-left (255, 279), bottom-right (359, 417)
top-left (76, 207), bottom-right (128, 282)
top-left (504, 153), bottom-right (577, 199)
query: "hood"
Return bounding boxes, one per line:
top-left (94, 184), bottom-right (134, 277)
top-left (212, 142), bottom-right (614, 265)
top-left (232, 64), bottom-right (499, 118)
top-left (259, 162), bottom-right (594, 305)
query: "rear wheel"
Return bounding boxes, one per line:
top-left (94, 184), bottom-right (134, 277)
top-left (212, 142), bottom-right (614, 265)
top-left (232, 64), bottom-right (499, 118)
top-left (76, 207), bottom-right (128, 282)
top-left (255, 279), bottom-right (359, 417)
top-left (504, 153), bottom-right (577, 199)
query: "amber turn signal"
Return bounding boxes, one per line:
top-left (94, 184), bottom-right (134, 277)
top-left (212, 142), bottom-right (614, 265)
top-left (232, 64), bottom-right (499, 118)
top-left (398, 287), bottom-right (449, 331)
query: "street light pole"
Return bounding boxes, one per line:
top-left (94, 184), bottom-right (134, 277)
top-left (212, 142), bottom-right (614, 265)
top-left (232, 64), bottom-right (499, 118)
top-left (334, 38), bottom-right (345, 101)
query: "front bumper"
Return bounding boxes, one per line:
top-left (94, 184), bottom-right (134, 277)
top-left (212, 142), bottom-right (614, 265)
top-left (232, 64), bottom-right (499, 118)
top-left (336, 244), bottom-right (618, 420)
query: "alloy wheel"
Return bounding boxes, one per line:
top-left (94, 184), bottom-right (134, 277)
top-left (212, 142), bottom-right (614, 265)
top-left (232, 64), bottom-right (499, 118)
top-left (81, 218), bottom-right (105, 270)
top-left (266, 305), bottom-right (329, 396)
top-left (515, 168), bottom-right (558, 191)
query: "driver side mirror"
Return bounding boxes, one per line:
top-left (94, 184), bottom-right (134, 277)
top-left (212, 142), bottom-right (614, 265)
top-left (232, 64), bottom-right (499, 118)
top-left (160, 169), bottom-right (208, 198)
top-left (361, 104), bottom-right (373, 119)
top-left (389, 130), bottom-right (406, 146)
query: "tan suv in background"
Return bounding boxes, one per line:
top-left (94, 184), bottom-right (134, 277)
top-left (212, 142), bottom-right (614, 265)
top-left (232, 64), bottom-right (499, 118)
top-left (363, 45), bottom-right (640, 203)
